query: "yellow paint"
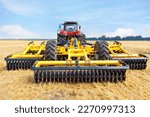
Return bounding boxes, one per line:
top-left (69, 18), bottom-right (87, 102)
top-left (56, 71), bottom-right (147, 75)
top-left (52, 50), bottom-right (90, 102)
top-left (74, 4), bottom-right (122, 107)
top-left (10, 41), bottom-right (45, 59)
top-left (34, 38), bottom-right (124, 68)
top-left (35, 60), bottom-right (123, 67)
top-left (109, 41), bottom-right (142, 58)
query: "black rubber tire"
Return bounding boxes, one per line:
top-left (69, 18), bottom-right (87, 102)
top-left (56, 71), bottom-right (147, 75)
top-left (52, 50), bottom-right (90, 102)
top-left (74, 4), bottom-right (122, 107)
top-left (103, 41), bottom-right (109, 46)
top-left (94, 41), bottom-right (112, 60)
top-left (45, 40), bottom-right (57, 60)
top-left (76, 34), bottom-right (86, 42)
top-left (57, 34), bottom-right (66, 43)
top-left (99, 40), bottom-right (109, 46)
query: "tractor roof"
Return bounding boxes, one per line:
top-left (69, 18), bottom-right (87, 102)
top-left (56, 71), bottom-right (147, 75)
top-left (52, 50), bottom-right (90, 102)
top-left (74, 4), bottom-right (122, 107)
top-left (64, 21), bottom-right (78, 25)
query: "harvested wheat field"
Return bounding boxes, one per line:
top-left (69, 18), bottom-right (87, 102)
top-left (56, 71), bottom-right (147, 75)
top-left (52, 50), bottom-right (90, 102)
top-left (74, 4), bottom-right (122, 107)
top-left (0, 40), bottom-right (150, 100)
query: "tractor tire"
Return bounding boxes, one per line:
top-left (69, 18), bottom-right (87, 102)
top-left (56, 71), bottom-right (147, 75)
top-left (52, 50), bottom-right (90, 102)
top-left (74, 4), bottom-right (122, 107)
top-left (98, 40), bottom-right (109, 46)
top-left (76, 34), bottom-right (86, 42)
top-left (57, 34), bottom-right (66, 43)
top-left (102, 41), bottom-right (109, 46)
top-left (94, 41), bottom-right (112, 60)
top-left (45, 40), bottom-right (57, 60)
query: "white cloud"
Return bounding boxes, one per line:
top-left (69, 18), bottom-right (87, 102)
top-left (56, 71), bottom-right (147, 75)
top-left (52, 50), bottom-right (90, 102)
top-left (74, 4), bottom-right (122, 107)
top-left (0, 25), bottom-right (39, 38)
top-left (103, 28), bottom-right (137, 37)
top-left (0, 0), bottom-right (42, 15)
top-left (85, 28), bottom-right (138, 38)
top-left (0, 0), bottom-right (30, 15)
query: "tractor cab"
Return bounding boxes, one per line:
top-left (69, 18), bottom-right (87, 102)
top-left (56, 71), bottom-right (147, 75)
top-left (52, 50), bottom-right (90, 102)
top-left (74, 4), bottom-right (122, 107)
top-left (57, 21), bottom-right (85, 42)
top-left (59, 21), bottom-right (81, 32)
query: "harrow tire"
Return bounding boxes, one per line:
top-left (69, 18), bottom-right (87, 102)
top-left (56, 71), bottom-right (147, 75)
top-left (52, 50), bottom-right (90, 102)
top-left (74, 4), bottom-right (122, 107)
top-left (95, 41), bottom-right (112, 60)
top-left (45, 40), bottom-right (57, 60)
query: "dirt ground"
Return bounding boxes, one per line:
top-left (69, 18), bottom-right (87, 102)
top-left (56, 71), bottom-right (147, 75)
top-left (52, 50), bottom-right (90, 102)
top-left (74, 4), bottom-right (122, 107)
top-left (0, 40), bottom-right (150, 100)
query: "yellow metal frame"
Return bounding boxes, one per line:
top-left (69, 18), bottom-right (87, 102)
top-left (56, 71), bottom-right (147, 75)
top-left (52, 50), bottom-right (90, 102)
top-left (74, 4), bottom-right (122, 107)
top-left (57, 38), bottom-right (95, 60)
top-left (34, 38), bottom-right (124, 67)
top-left (109, 42), bottom-right (141, 58)
top-left (10, 41), bottom-right (46, 59)
top-left (57, 38), bottom-right (95, 57)
top-left (35, 60), bottom-right (123, 67)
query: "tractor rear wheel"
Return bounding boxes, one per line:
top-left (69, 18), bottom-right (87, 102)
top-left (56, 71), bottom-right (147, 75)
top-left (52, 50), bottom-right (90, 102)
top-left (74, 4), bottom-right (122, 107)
top-left (76, 34), bottom-right (86, 42)
top-left (94, 41), bottom-right (112, 60)
top-left (57, 34), bottom-right (66, 43)
top-left (45, 40), bottom-right (57, 60)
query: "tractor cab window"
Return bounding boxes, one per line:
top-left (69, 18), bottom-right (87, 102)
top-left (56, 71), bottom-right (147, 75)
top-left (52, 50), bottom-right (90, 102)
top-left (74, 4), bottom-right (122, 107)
top-left (65, 24), bottom-right (78, 32)
top-left (59, 24), bottom-right (64, 30)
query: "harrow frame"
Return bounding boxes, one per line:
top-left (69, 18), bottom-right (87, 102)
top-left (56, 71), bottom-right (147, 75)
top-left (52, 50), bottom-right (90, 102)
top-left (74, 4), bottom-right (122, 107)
top-left (109, 41), bottom-right (148, 69)
top-left (32, 38), bottom-right (129, 83)
top-left (5, 41), bottom-right (46, 70)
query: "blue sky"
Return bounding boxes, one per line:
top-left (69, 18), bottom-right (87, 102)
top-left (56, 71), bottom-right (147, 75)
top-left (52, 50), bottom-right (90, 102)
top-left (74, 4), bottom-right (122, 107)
top-left (0, 0), bottom-right (150, 38)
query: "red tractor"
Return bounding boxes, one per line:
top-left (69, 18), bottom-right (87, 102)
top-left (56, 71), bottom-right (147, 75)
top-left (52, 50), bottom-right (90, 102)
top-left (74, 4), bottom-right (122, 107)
top-left (57, 21), bottom-right (86, 43)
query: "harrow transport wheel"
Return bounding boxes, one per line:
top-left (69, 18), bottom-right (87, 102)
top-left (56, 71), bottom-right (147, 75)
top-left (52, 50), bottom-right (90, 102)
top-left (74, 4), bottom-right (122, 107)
top-left (45, 40), bottom-right (57, 60)
top-left (95, 41), bottom-right (112, 60)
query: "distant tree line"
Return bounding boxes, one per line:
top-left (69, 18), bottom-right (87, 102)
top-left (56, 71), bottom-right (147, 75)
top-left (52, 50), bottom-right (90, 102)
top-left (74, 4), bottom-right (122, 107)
top-left (2, 35), bottom-right (150, 41)
top-left (86, 35), bottom-right (150, 41)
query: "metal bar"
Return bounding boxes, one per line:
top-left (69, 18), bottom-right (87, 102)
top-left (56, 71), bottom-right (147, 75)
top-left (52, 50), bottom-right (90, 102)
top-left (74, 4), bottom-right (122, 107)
top-left (110, 54), bottom-right (141, 58)
top-left (113, 57), bottom-right (148, 60)
top-left (83, 49), bottom-right (88, 60)
top-left (5, 57), bottom-right (41, 61)
top-left (68, 49), bottom-right (87, 58)
top-left (120, 46), bottom-right (129, 54)
top-left (35, 60), bottom-right (123, 67)
top-left (37, 46), bottom-right (43, 55)
top-left (32, 65), bottom-right (129, 70)
top-left (68, 49), bottom-right (71, 59)
top-left (22, 45), bottom-right (31, 54)
top-left (108, 47), bottom-right (115, 55)
top-left (10, 54), bottom-right (43, 58)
